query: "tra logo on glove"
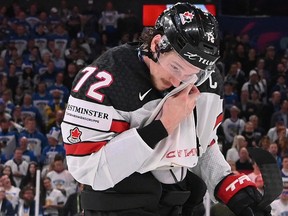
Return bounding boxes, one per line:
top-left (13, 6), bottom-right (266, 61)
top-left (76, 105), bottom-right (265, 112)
top-left (216, 174), bottom-right (255, 204)
top-left (226, 175), bottom-right (251, 192)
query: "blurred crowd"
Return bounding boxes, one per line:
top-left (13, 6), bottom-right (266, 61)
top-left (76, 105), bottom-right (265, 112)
top-left (0, 0), bottom-right (287, 215)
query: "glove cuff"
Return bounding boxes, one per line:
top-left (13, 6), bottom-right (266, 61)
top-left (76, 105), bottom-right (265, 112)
top-left (215, 173), bottom-right (256, 204)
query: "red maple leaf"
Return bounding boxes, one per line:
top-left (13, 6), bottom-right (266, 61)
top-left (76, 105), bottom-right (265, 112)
top-left (183, 11), bottom-right (193, 19)
top-left (71, 128), bottom-right (81, 139)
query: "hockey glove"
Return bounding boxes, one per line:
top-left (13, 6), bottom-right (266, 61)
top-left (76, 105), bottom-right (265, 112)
top-left (215, 173), bottom-right (271, 216)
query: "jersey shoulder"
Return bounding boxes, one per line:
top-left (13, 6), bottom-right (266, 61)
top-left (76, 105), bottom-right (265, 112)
top-left (197, 67), bottom-right (224, 98)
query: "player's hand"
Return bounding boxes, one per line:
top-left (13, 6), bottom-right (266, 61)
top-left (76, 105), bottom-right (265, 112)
top-left (160, 84), bottom-right (200, 134)
top-left (215, 174), bottom-right (271, 216)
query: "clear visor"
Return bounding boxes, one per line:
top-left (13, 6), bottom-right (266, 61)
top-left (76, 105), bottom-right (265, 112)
top-left (157, 36), bottom-right (216, 86)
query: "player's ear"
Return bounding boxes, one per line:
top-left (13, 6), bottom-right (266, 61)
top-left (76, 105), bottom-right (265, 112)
top-left (150, 34), bottom-right (162, 52)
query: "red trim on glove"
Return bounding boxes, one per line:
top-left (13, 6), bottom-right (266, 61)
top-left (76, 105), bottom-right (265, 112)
top-left (217, 173), bottom-right (256, 204)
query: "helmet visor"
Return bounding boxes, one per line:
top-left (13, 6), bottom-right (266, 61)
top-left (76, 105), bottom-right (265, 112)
top-left (157, 36), bottom-right (217, 86)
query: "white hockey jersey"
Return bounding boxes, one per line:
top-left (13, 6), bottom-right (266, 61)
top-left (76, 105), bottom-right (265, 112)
top-left (61, 43), bottom-right (231, 201)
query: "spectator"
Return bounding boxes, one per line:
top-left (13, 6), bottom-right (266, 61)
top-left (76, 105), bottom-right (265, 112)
top-left (241, 121), bottom-right (261, 148)
top-left (20, 62), bottom-right (35, 93)
top-left (47, 72), bottom-right (69, 103)
top-left (98, 1), bottom-right (127, 46)
top-left (220, 105), bottom-right (246, 154)
top-left (47, 109), bottom-right (64, 139)
top-left (38, 60), bottom-right (57, 89)
top-left (276, 131), bottom-right (288, 158)
top-left (271, 188), bottom-right (288, 216)
top-left (46, 155), bottom-right (76, 201)
top-left (26, 3), bottom-right (40, 27)
top-left (4, 148), bottom-right (29, 187)
top-left (37, 51), bottom-right (51, 75)
top-left (7, 64), bottom-right (19, 97)
top-left (258, 135), bottom-right (271, 151)
top-left (226, 135), bottom-right (247, 162)
top-left (281, 155), bottom-right (288, 187)
top-left (271, 99), bottom-right (288, 128)
top-left (241, 70), bottom-right (263, 101)
top-left (63, 62), bottom-right (77, 91)
top-left (270, 74), bottom-right (288, 101)
top-left (32, 23), bottom-right (49, 53)
top-left (249, 114), bottom-right (266, 137)
top-left (267, 117), bottom-right (288, 142)
top-left (1, 174), bottom-right (20, 211)
top-left (0, 165), bottom-right (16, 186)
top-left (268, 142), bottom-right (282, 169)
top-left (50, 23), bottom-right (70, 58)
top-left (19, 161), bottom-right (38, 190)
top-left (223, 81), bottom-right (239, 118)
top-left (11, 105), bottom-right (23, 127)
top-left (66, 6), bottom-right (82, 39)
top-left (255, 58), bottom-right (271, 89)
top-left (52, 48), bottom-right (66, 71)
top-left (0, 118), bottom-right (18, 160)
top-left (0, 98), bottom-right (12, 122)
top-left (18, 136), bottom-right (38, 163)
top-left (23, 43), bottom-right (42, 68)
top-left (32, 81), bottom-right (53, 126)
top-left (19, 116), bottom-right (48, 159)
top-left (44, 90), bottom-right (66, 131)
top-left (9, 24), bottom-right (29, 56)
top-left (237, 89), bottom-right (258, 121)
top-left (40, 127), bottom-right (66, 170)
top-left (224, 62), bottom-right (246, 95)
top-left (0, 186), bottom-right (15, 215)
top-left (265, 91), bottom-right (282, 121)
top-left (264, 46), bottom-right (278, 83)
top-left (48, 8), bottom-right (62, 31)
top-left (20, 93), bottom-right (43, 130)
top-left (17, 185), bottom-right (42, 216)
top-left (235, 147), bottom-right (253, 175)
top-left (13, 85), bottom-right (24, 106)
top-left (41, 176), bottom-right (66, 216)
top-left (1, 89), bottom-right (15, 115)
top-left (244, 48), bottom-right (258, 74)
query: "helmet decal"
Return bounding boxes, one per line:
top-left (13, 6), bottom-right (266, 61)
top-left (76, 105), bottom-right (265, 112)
top-left (206, 32), bottom-right (215, 43)
top-left (179, 11), bottom-right (194, 25)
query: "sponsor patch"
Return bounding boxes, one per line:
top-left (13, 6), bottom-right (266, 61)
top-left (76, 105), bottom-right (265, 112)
top-left (64, 96), bottom-right (113, 131)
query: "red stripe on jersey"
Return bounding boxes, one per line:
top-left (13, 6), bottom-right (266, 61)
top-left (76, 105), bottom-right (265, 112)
top-left (209, 139), bottom-right (215, 147)
top-left (64, 141), bottom-right (107, 156)
top-left (110, 120), bottom-right (130, 133)
top-left (214, 113), bottom-right (223, 130)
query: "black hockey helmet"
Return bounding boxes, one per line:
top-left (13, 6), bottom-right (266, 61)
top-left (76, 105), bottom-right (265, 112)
top-left (155, 2), bottom-right (220, 85)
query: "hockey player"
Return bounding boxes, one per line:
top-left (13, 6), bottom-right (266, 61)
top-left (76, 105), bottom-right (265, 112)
top-left (61, 2), bottom-right (271, 216)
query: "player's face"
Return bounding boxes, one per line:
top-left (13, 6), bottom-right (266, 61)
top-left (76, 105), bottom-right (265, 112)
top-left (148, 35), bottom-right (200, 91)
top-left (157, 50), bottom-right (200, 83)
top-left (150, 51), bottom-right (200, 91)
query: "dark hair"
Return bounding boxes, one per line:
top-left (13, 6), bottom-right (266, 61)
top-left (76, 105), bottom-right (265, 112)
top-left (139, 27), bottom-right (163, 50)
top-left (19, 185), bottom-right (35, 199)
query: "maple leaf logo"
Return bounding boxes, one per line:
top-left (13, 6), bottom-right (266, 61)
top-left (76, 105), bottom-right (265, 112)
top-left (179, 11), bottom-right (194, 25)
top-left (67, 127), bottom-right (82, 143)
